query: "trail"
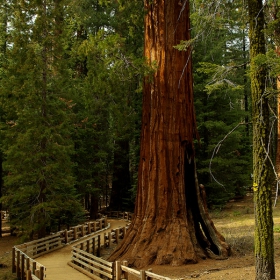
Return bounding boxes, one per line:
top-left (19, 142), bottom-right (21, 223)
top-left (36, 219), bottom-right (127, 280)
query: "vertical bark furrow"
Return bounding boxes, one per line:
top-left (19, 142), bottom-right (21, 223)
top-left (247, 0), bottom-right (275, 279)
top-left (108, 0), bottom-right (229, 268)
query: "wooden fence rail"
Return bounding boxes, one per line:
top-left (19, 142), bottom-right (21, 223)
top-left (12, 217), bottom-right (108, 280)
top-left (104, 211), bottom-right (133, 221)
top-left (116, 261), bottom-right (171, 280)
top-left (12, 212), bottom-right (157, 280)
top-left (12, 247), bottom-right (45, 280)
top-left (70, 247), bottom-right (113, 280)
top-left (16, 232), bottom-right (64, 258)
top-left (58, 217), bottom-right (108, 244)
top-left (104, 226), bottom-right (127, 246)
top-left (68, 224), bottom-right (129, 279)
top-left (74, 234), bottom-right (101, 257)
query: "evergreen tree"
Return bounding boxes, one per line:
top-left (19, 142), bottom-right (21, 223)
top-left (67, 0), bottom-right (144, 213)
top-left (191, 0), bottom-right (252, 206)
top-left (1, 0), bottom-right (83, 239)
top-left (0, 0), bottom-right (9, 238)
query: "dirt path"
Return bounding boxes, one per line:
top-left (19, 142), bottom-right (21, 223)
top-left (2, 196), bottom-right (280, 280)
top-left (36, 219), bottom-right (127, 280)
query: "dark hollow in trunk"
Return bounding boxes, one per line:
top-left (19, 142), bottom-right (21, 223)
top-left (108, 0), bottom-right (230, 268)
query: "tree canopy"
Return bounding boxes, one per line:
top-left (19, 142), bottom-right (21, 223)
top-left (0, 1), bottom-right (279, 277)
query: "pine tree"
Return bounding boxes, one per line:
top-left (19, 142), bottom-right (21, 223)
top-left (67, 0), bottom-right (144, 213)
top-left (1, 0), bottom-right (83, 239)
top-left (191, 0), bottom-right (252, 206)
top-left (0, 0), bottom-right (9, 238)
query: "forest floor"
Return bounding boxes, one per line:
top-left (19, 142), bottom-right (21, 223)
top-left (1, 194), bottom-right (280, 279)
top-left (143, 193), bottom-right (280, 279)
top-left (101, 194), bottom-right (280, 280)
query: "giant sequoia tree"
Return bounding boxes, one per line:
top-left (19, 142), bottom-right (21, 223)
top-left (108, 0), bottom-right (230, 268)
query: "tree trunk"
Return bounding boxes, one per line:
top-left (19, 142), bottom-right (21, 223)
top-left (276, 62), bottom-right (280, 191)
top-left (89, 193), bottom-right (99, 220)
top-left (108, 0), bottom-right (230, 268)
top-left (0, 152), bottom-right (2, 238)
top-left (109, 140), bottom-right (132, 211)
top-left (247, 1), bottom-right (275, 279)
top-left (272, 4), bottom-right (280, 184)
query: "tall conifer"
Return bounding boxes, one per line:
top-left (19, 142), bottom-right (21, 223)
top-left (1, 0), bottom-right (83, 239)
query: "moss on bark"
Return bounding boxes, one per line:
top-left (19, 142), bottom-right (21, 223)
top-left (248, 0), bottom-right (275, 279)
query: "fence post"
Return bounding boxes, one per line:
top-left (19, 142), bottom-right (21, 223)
top-left (104, 233), bottom-right (107, 247)
top-left (108, 232), bottom-right (112, 248)
top-left (115, 261), bottom-right (121, 280)
top-left (26, 258), bottom-right (30, 272)
top-left (97, 235), bottom-right (101, 257)
top-left (92, 237), bottom-right (95, 255)
top-left (73, 227), bottom-right (77, 240)
top-left (116, 228), bottom-right (119, 244)
top-left (12, 247), bottom-right (16, 273)
top-left (39, 266), bottom-right (44, 280)
top-left (26, 270), bottom-right (32, 280)
top-left (16, 250), bottom-right (20, 279)
top-left (21, 253), bottom-right (25, 280)
top-left (32, 261), bottom-right (36, 275)
top-left (64, 229), bottom-right (68, 244)
top-left (93, 222), bottom-right (96, 232)
top-left (140, 270), bottom-right (145, 280)
top-left (122, 261), bottom-right (128, 280)
top-left (81, 225), bottom-right (85, 237)
top-left (87, 240), bottom-right (90, 253)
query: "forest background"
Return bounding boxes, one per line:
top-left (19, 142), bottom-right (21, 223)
top-left (0, 0), bottom-right (278, 240)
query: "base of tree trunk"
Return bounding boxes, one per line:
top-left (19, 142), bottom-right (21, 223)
top-left (255, 256), bottom-right (275, 280)
top-left (108, 165), bottom-right (231, 268)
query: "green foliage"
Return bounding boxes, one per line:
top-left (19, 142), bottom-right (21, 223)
top-left (3, 0), bottom-right (279, 237)
top-left (192, 0), bottom-right (252, 207)
top-left (274, 225), bottom-right (280, 233)
top-left (65, 0), bottom-right (144, 212)
top-left (0, 0), bottom-right (84, 238)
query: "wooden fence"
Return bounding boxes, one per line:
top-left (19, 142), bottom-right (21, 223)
top-left (68, 224), bottom-right (129, 280)
top-left (12, 247), bottom-right (45, 280)
top-left (12, 217), bottom-right (108, 280)
top-left (15, 232), bottom-right (64, 258)
top-left (59, 218), bottom-right (108, 244)
top-left (104, 211), bottom-right (133, 221)
top-left (116, 261), bottom-right (171, 280)
top-left (66, 215), bottom-right (170, 280)
top-left (70, 247), bottom-right (113, 280)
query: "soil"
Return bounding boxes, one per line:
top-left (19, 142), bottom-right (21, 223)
top-left (1, 195), bottom-right (280, 279)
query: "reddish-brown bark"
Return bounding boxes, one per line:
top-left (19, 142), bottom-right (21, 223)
top-left (108, 0), bottom-right (230, 268)
top-left (276, 46), bottom-right (280, 179)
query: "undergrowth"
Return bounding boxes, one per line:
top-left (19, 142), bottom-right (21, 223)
top-left (0, 252), bottom-right (16, 280)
